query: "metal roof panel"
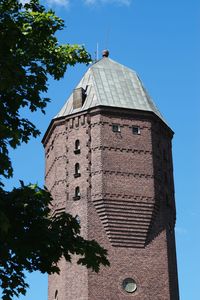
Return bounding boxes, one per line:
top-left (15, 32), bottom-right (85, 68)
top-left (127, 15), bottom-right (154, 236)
top-left (55, 57), bottom-right (166, 124)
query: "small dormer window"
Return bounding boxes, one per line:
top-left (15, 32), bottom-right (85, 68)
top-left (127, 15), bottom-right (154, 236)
top-left (132, 126), bottom-right (140, 135)
top-left (73, 186), bottom-right (80, 200)
top-left (74, 163), bottom-right (81, 178)
top-left (112, 124), bottom-right (120, 132)
top-left (74, 139), bottom-right (80, 154)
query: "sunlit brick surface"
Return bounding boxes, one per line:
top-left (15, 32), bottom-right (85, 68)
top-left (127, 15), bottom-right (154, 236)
top-left (43, 107), bottom-right (179, 300)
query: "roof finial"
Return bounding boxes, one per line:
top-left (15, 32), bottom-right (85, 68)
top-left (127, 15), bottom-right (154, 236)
top-left (102, 49), bottom-right (109, 58)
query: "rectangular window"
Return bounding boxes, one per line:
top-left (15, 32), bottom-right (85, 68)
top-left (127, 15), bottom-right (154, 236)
top-left (132, 126), bottom-right (140, 135)
top-left (112, 124), bottom-right (121, 132)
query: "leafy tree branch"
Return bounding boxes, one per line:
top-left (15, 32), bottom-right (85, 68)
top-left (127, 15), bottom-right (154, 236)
top-left (0, 1), bottom-right (109, 299)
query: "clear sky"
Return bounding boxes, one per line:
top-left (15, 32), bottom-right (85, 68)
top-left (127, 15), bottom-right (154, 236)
top-left (2, 0), bottom-right (200, 299)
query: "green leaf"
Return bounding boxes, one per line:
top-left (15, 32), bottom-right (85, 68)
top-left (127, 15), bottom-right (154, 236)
top-left (0, 1), bottom-right (107, 299)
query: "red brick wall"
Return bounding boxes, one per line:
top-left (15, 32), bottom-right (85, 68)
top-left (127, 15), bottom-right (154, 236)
top-left (43, 108), bottom-right (179, 300)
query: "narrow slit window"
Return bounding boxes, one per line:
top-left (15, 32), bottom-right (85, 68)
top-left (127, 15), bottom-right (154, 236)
top-left (73, 186), bottom-right (80, 200)
top-left (74, 139), bottom-right (80, 154)
top-left (112, 124), bottom-right (120, 132)
top-left (132, 126), bottom-right (140, 135)
top-left (74, 163), bottom-right (81, 178)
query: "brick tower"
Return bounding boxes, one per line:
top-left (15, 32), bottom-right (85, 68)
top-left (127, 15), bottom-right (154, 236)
top-left (43, 51), bottom-right (179, 300)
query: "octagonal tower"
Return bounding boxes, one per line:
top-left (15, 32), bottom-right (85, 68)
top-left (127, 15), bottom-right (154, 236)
top-left (42, 52), bottom-right (179, 300)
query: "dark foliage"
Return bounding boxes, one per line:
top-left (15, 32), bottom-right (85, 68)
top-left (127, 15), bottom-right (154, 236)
top-left (0, 1), bottom-right (109, 299)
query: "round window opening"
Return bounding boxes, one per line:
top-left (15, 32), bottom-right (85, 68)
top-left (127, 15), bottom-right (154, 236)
top-left (122, 278), bottom-right (137, 293)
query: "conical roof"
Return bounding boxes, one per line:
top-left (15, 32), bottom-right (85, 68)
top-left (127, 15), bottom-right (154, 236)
top-left (55, 57), bottom-right (165, 123)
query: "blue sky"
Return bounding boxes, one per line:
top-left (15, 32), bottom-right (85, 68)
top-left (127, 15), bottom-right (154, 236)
top-left (2, 0), bottom-right (200, 299)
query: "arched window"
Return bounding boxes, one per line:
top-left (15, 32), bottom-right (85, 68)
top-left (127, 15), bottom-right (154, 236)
top-left (74, 163), bottom-right (81, 178)
top-left (73, 186), bottom-right (80, 200)
top-left (74, 139), bottom-right (80, 154)
top-left (55, 290), bottom-right (58, 299)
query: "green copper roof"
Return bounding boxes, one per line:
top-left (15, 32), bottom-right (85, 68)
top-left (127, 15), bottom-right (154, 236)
top-left (55, 57), bottom-right (165, 123)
